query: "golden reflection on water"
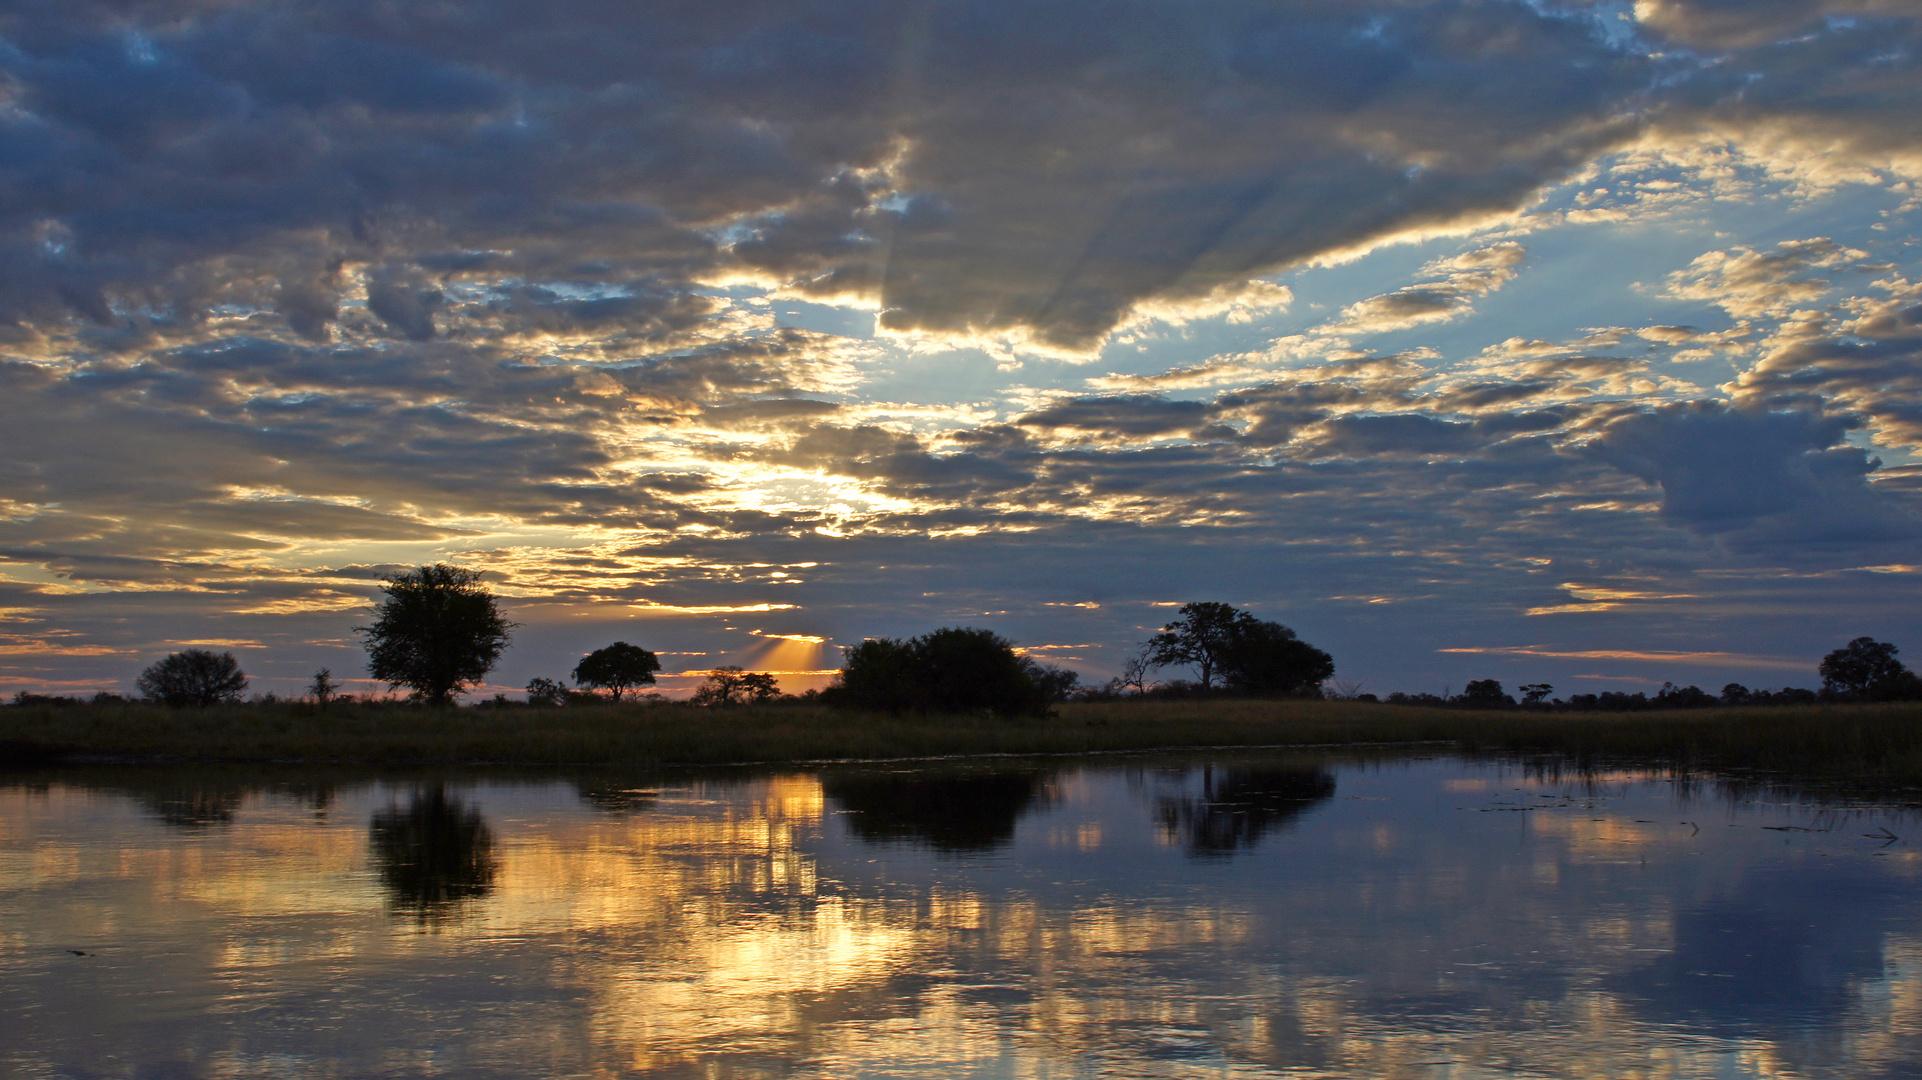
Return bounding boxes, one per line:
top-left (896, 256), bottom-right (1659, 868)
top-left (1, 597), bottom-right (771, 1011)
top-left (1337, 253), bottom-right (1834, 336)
top-left (2, 761), bottom-right (1921, 1078)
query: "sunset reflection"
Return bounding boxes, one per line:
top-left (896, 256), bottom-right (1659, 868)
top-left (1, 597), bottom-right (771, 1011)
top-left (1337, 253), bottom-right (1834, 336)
top-left (1, 758), bottom-right (1919, 1078)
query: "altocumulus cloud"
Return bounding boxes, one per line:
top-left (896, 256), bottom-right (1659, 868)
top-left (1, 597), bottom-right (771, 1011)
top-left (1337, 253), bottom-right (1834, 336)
top-left (0, 0), bottom-right (1920, 696)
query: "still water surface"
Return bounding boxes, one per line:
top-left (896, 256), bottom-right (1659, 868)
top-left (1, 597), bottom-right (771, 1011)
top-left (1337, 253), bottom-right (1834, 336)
top-left (3, 753), bottom-right (1920, 1078)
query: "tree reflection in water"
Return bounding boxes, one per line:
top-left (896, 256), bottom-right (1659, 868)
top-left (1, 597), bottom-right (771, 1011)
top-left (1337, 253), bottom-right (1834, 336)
top-left (136, 778), bottom-right (335, 830)
top-left (367, 785), bottom-right (498, 921)
top-left (823, 769), bottom-right (1053, 852)
top-left (1154, 768), bottom-right (1336, 856)
top-left (142, 788), bottom-right (246, 829)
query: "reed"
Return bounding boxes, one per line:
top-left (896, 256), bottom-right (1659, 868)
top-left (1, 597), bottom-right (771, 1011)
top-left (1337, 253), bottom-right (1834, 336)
top-left (4, 698), bottom-right (1921, 784)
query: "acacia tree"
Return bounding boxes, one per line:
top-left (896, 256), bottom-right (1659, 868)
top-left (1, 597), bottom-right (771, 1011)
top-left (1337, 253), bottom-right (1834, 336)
top-left (571, 642), bottom-right (662, 701)
top-left (1145, 602), bottom-right (1244, 692)
top-left (136, 649), bottom-right (249, 706)
top-left (1146, 602), bottom-right (1333, 697)
top-left (692, 666), bottom-right (780, 706)
top-left (358, 564), bottom-right (513, 705)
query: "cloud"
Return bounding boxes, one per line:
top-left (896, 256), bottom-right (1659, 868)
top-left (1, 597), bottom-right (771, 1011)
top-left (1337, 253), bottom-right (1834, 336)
top-left (1319, 243), bottom-right (1527, 336)
top-left (1439, 645), bottom-right (1807, 669)
top-left (0, 2), bottom-right (1653, 357)
top-left (9, 0), bottom-right (1922, 697)
top-left (1589, 401), bottom-right (1921, 547)
top-left (1632, 0), bottom-right (1922, 49)
top-left (1660, 238), bottom-right (1871, 319)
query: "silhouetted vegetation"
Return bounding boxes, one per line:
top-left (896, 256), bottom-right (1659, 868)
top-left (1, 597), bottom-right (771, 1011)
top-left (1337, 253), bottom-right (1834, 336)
top-left (572, 642), bottom-right (661, 701)
top-left (1146, 602), bottom-right (1333, 697)
top-left (524, 676), bottom-right (569, 706)
top-left (358, 564), bottom-right (513, 705)
top-left (136, 649), bottom-right (248, 707)
top-left (368, 785), bottom-right (498, 921)
top-left (307, 668), bottom-right (338, 706)
top-left (1383, 679), bottom-right (1819, 711)
top-left (825, 626), bottom-right (1074, 716)
top-left (823, 768), bottom-right (1053, 851)
top-left (692, 665), bottom-right (780, 706)
top-left (1820, 637), bottom-right (1922, 701)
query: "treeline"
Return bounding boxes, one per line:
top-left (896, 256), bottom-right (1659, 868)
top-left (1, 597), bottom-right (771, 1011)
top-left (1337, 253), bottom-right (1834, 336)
top-left (8, 562), bottom-right (1919, 716)
top-left (1376, 681), bottom-right (1824, 711)
top-left (1371, 636), bottom-right (1922, 710)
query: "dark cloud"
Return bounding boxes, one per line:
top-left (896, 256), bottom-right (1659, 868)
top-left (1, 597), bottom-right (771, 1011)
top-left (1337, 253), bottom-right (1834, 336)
top-left (1591, 402), bottom-right (1920, 546)
top-left (0, 0), bottom-right (1652, 353)
top-left (1734, 327), bottom-right (1922, 444)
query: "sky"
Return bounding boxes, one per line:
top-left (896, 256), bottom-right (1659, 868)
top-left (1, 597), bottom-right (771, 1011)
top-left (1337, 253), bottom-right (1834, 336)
top-left (3, 0), bottom-right (1922, 700)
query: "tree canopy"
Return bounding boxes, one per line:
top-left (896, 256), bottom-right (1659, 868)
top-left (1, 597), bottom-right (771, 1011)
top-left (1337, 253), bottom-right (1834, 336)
top-left (1146, 602), bottom-right (1333, 697)
top-left (691, 666), bottom-right (780, 706)
top-left (1820, 637), bottom-right (1920, 700)
top-left (829, 626), bottom-right (1073, 716)
top-left (358, 564), bottom-right (513, 705)
top-left (572, 641), bottom-right (661, 701)
top-left (136, 649), bottom-right (248, 706)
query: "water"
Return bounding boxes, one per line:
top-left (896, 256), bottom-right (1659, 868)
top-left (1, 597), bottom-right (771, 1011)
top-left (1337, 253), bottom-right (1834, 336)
top-left (3, 753), bottom-right (1920, 1078)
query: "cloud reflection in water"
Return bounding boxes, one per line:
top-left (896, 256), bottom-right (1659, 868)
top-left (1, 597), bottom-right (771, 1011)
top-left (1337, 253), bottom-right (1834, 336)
top-left (1, 758), bottom-right (1920, 1078)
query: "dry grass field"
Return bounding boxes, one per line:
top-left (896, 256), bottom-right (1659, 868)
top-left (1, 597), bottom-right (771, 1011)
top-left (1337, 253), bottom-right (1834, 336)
top-left (4, 697), bottom-right (1922, 789)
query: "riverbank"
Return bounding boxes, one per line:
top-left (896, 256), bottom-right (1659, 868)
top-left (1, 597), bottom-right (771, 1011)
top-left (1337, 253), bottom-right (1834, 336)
top-left (5, 698), bottom-right (1922, 783)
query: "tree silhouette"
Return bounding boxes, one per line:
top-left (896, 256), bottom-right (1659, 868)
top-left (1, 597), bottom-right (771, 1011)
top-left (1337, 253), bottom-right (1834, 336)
top-left (1456, 679), bottom-right (1513, 707)
top-left (1146, 602), bottom-right (1244, 691)
top-left (136, 649), bottom-right (248, 706)
top-left (571, 641), bottom-right (661, 701)
top-left (691, 665), bottom-right (781, 706)
top-left (830, 627), bottom-right (1062, 715)
top-left (307, 667), bottom-right (338, 706)
top-left (1146, 602), bottom-right (1333, 697)
top-left (1820, 637), bottom-right (1919, 700)
top-left (357, 564), bottom-right (513, 705)
top-left (524, 676), bottom-right (567, 706)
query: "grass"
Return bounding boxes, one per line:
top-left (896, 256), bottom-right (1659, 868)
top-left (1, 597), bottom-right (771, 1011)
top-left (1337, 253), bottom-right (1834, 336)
top-left (4, 698), bottom-right (1922, 790)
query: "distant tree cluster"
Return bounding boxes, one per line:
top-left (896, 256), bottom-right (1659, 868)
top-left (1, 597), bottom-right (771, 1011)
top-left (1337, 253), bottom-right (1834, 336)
top-left (1379, 636), bottom-right (1920, 710)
